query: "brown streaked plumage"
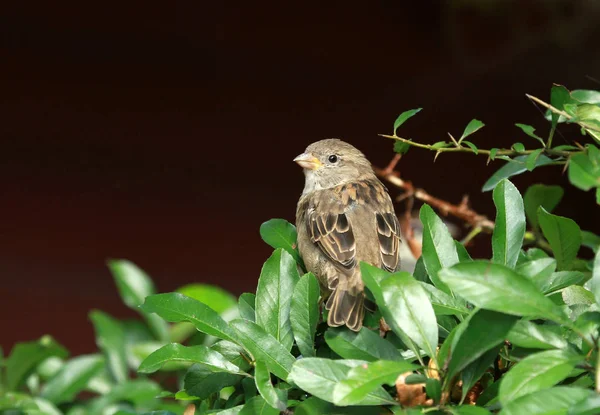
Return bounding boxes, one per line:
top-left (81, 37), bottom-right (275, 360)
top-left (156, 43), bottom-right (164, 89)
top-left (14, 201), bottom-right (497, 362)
top-left (294, 139), bottom-right (401, 331)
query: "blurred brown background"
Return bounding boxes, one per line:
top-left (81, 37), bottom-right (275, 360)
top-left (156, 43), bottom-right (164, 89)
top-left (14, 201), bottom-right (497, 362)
top-left (2, 1), bottom-right (600, 354)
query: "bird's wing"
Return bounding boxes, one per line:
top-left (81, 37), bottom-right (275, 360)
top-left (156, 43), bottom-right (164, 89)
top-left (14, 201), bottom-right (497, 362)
top-left (376, 211), bottom-right (401, 272)
top-left (307, 208), bottom-right (356, 272)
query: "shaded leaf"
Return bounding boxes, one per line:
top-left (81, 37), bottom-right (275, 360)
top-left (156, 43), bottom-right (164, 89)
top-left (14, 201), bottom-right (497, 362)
top-left (523, 184), bottom-right (564, 229)
top-left (482, 154), bottom-right (554, 192)
top-left (184, 364), bottom-right (242, 401)
top-left (447, 309), bottom-right (517, 380)
top-left (255, 249), bottom-right (298, 351)
top-left (460, 347), bottom-right (500, 403)
top-left (324, 327), bottom-right (403, 361)
top-left (290, 273), bottom-right (320, 358)
top-left (492, 179), bottom-right (526, 269)
top-left (589, 250), bottom-right (600, 306)
top-left (538, 207), bottom-right (581, 270)
top-left (526, 149), bottom-right (544, 171)
top-left (394, 140), bottom-right (412, 155)
top-left (462, 140), bottom-right (478, 154)
top-left (239, 395), bottom-right (279, 415)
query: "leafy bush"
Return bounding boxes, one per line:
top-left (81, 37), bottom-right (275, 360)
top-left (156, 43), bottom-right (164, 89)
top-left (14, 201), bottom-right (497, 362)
top-left (2, 84), bottom-right (600, 415)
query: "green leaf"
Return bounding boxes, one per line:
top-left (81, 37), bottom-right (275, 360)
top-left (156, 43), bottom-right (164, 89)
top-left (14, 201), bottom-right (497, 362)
top-left (324, 327), bottom-right (403, 361)
top-left (460, 119), bottom-right (485, 142)
top-left (439, 261), bottom-right (567, 323)
top-left (512, 142), bottom-right (526, 152)
top-left (425, 378), bottom-right (442, 404)
top-left (515, 123), bottom-right (545, 146)
top-left (141, 293), bottom-right (238, 343)
top-left (394, 140), bottom-right (412, 155)
top-left (108, 259), bottom-right (169, 341)
top-left (255, 249), bottom-right (299, 351)
top-left (538, 207), bottom-right (582, 270)
top-left (589, 250), bottom-right (600, 306)
top-left (259, 219), bottom-right (303, 265)
top-left (524, 184), bottom-right (564, 229)
top-left (177, 284), bottom-right (237, 315)
top-left (526, 149), bottom-right (544, 171)
top-left (569, 152), bottom-right (600, 191)
top-left (393, 108), bottom-right (422, 135)
top-left (239, 395), bottom-right (279, 415)
top-left (89, 310), bottom-right (128, 384)
top-left (238, 293), bottom-right (256, 322)
top-left (431, 141), bottom-right (451, 150)
top-left (499, 349), bottom-right (582, 404)
top-left (515, 258), bottom-right (557, 289)
top-left (450, 406), bottom-right (493, 415)
top-left (41, 354), bottom-right (105, 404)
top-left (138, 343), bottom-right (244, 374)
top-left (230, 319), bottom-right (295, 380)
top-left (492, 179), bottom-right (526, 269)
top-left (212, 340), bottom-right (252, 372)
top-left (254, 361), bottom-right (287, 411)
top-left (418, 282), bottom-right (469, 316)
top-left (290, 273), bottom-right (320, 357)
top-left (499, 386), bottom-right (591, 415)
top-left (332, 360), bottom-right (417, 406)
top-left (490, 148), bottom-right (499, 160)
top-left (380, 272), bottom-right (438, 360)
top-left (419, 204), bottom-right (458, 293)
top-left (87, 379), bottom-right (163, 413)
top-left (460, 347), bottom-right (500, 403)
top-left (482, 154), bottom-right (554, 192)
top-left (562, 286), bottom-right (595, 306)
top-left (550, 84), bottom-right (574, 127)
top-left (288, 358), bottom-right (396, 406)
top-left (6, 336), bottom-right (68, 392)
top-left (569, 394), bottom-right (600, 415)
top-left (462, 140), bottom-right (479, 154)
top-left (184, 364), bottom-right (242, 400)
top-left (582, 230), bottom-right (600, 253)
top-left (507, 320), bottom-right (568, 350)
top-left (539, 271), bottom-right (586, 296)
top-left (571, 89), bottom-right (600, 104)
top-left (447, 309), bottom-right (517, 380)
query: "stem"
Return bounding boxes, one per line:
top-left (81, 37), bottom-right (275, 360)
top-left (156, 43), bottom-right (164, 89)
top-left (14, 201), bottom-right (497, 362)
top-left (461, 227), bottom-right (483, 246)
top-left (379, 134), bottom-right (576, 158)
top-left (547, 124), bottom-right (556, 149)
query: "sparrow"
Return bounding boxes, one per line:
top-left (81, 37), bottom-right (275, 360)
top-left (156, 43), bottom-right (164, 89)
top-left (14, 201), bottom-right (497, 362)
top-left (294, 139), bottom-right (401, 332)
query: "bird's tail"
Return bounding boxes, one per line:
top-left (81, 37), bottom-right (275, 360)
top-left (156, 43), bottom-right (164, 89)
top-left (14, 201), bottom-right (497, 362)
top-left (325, 288), bottom-right (365, 332)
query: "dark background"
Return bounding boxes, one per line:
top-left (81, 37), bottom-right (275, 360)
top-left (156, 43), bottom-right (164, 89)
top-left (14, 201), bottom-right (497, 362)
top-left (2, 1), bottom-right (600, 354)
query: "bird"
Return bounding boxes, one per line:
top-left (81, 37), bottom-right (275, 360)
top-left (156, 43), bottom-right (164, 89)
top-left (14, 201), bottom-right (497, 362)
top-left (294, 139), bottom-right (402, 331)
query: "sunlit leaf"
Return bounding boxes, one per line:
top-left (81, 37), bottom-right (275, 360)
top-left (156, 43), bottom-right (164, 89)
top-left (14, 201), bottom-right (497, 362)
top-left (259, 219), bottom-right (303, 265)
top-left (460, 119), bottom-right (485, 141)
top-left (393, 108), bottom-right (422, 135)
top-left (290, 273), bottom-right (320, 357)
top-left (492, 179), bottom-right (526, 269)
top-left (538, 207), bottom-right (581, 270)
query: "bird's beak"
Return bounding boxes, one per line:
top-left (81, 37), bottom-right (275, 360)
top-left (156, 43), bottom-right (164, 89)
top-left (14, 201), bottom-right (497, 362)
top-left (293, 152), bottom-right (323, 170)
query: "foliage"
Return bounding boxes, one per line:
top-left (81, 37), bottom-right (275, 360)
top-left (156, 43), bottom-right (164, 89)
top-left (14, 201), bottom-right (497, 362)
top-left (2, 83), bottom-right (600, 414)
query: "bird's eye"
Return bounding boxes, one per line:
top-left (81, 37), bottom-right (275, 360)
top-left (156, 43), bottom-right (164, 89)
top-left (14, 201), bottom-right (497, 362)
top-left (328, 155), bottom-right (339, 163)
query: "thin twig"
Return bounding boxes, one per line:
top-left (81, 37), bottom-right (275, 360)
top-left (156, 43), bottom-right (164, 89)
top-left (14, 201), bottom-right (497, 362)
top-left (379, 134), bottom-right (575, 158)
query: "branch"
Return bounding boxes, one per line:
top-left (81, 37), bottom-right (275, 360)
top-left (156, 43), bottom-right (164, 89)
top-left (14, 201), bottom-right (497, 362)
top-left (379, 134), bottom-right (574, 159)
top-left (374, 156), bottom-right (495, 256)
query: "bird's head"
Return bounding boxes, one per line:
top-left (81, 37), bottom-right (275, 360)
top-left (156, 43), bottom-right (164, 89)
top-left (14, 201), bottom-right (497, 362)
top-left (294, 139), bottom-right (375, 193)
